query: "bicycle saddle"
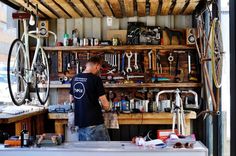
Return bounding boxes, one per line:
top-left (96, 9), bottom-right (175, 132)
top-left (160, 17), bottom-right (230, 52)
top-left (12, 12), bottom-right (30, 20)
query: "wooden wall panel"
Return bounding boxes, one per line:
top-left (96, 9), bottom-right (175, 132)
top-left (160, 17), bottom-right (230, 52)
top-left (137, 0), bottom-right (146, 17)
top-left (84, 18), bottom-right (93, 38)
top-left (107, 0), bottom-right (123, 18)
top-left (74, 18), bottom-right (84, 38)
top-left (124, 0), bottom-right (134, 17)
top-left (149, 0), bottom-right (159, 16)
top-left (66, 19), bottom-right (75, 37)
top-left (54, 0), bottom-right (80, 18)
top-left (92, 18), bottom-right (102, 39)
top-left (57, 18), bottom-right (66, 42)
top-left (71, 0), bottom-right (92, 17)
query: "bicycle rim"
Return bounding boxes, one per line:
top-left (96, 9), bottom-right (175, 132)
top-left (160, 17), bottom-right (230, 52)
top-left (35, 49), bottom-right (50, 105)
top-left (209, 18), bottom-right (223, 88)
top-left (7, 39), bottom-right (28, 105)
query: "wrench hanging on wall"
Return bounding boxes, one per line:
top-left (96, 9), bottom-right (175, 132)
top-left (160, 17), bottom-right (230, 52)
top-left (148, 50), bottom-right (153, 70)
top-left (126, 51), bottom-right (133, 73)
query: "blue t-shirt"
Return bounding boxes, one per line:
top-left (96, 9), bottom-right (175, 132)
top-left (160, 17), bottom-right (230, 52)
top-left (70, 73), bottom-right (105, 128)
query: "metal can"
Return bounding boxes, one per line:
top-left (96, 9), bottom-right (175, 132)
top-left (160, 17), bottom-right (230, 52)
top-left (94, 38), bottom-right (99, 46)
top-left (79, 39), bottom-right (83, 46)
top-left (83, 38), bottom-right (88, 46)
top-left (112, 37), bottom-right (118, 46)
top-left (90, 38), bottom-right (94, 46)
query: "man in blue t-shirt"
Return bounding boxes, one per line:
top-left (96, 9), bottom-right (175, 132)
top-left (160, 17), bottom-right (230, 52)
top-left (70, 56), bottom-right (110, 141)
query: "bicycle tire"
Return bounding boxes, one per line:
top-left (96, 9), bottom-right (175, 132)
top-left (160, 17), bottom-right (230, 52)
top-left (35, 48), bottom-right (50, 105)
top-left (7, 39), bottom-right (28, 106)
top-left (209, 18), bottom-right (223, 88)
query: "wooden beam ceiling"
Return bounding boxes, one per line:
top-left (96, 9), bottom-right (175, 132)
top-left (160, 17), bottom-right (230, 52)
top-left (161, 0), bottom-right (172, 15)
top-left (124, 0), bottom-right (134, 17)
top-left (70, 0), bottom-right (92, 17)
top-left (183, 0), bottom-right (200, 14)
top-left (43, 0), bottom-right (70, 18)
top-left (149, 0), bottom-right (159, 16)
top-left (54, 0), bottom-right (80, 18)
top-left (30, 0), bottom-right (57, 18)
top-left (94, 0), bottom-right (113, 17)
top-left (107, 0), bottom-right (122, 18)
top-left (137, 0), bottom-right (146, 17)
top-left (10, 0), bottom-right (202, 18)
top-left (172, 0), bottom-right (186, 14)
top-left (13, 0), bottom-right (45, 17)
top-left (84, 0), bottom-right (103, 17)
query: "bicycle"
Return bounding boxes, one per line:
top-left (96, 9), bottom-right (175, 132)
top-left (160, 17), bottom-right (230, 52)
top-left (7, 11), bottom-right (56, 106)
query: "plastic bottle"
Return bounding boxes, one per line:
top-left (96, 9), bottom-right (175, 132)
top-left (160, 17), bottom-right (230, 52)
top-left (63, 33), bottom-right (69, 46)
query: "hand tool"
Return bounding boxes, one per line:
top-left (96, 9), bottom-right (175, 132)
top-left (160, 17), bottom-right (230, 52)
top-left (113, 76), bottom-right (124, 80)
top-left (121, 53), bottom-right (126, 75)
top-left (148, 50), bottom-right (152, 69)
top-left (118, 53), bottom-right (121, 72)
top-left (87, 53), bottom-right (90, 60)
top-left (188, 52), bottom-right (198, 81)
top-left (107, 68), bottom-right (116, 74)
top-left (114, 53), bottom-right (117, 67)
top-left (126, 51), bottom-right (133, 73)
top-left (168, 52), bottom-right (174, 75)
top-left (127, 75), bottom-right (144, 80)
top-left (175, 53), bottom-right (180, 82)
top-left (75, 53), bottom-right (79, 74)
top-left (104, 54), bottom-right (108, 62)
top-left (134, 52), bottom-right (139, 70)
top-left (182, 90), bottom-right (199, 109)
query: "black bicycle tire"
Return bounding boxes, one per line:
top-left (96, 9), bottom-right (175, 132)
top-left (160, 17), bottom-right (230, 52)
top-left (35, 50), bottom-right (50, 105)
top-left (7, 39), bottom-right (28, 106)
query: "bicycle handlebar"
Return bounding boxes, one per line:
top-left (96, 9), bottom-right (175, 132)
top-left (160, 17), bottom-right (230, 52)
top-left (28, 30), bottom-right (57, 46)
top-left (48, 31), bottom-right (57, 46)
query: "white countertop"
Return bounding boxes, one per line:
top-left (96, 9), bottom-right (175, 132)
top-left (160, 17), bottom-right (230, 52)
top-left (0, 141), bottom-right (208, 156)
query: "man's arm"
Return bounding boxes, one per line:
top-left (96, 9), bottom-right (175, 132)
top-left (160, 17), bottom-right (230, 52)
top-left (99, 95), bottom-right (110, 111)
top-left (70, 95), bottom-right (74, 103)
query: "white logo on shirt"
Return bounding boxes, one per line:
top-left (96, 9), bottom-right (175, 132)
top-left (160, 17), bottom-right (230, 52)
top-left (73, 82), bottom-right (85, 99)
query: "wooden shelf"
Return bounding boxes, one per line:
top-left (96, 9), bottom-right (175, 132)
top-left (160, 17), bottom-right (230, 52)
top-left (49, 83), bottom-right (201, 89)
top-left (40, 45), bottom-right (196, 51)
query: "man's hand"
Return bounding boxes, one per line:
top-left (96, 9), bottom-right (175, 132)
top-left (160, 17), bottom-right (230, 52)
top-left (99, 95), bottom-right (110, 111)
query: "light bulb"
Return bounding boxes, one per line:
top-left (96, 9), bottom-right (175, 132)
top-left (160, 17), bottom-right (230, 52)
top-left (29, 14), bottom-right (35, 26)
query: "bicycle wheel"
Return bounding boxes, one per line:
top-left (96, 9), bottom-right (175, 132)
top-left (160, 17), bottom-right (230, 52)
top-left (35, 48), bottom-right (50, 105)
top-left (209, 18), bottom-right (223, 88)
top-left (7, 39), bottom-right (28, 105)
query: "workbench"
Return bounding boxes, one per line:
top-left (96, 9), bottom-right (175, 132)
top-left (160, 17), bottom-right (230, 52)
top-left (48, 111), bottom-right (196, 135)
top-left (0, 108), bottom-right (47, 135)
top-left (0, 141), bottom-right (208, 156)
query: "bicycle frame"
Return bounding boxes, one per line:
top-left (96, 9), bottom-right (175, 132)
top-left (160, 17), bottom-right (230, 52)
top-left (19, 18), bottom-right (56, 83)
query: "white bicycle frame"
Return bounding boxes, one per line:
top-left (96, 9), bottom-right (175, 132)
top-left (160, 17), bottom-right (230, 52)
top-left (20, 18), bottom-right (56, 83)
top-left (156, 89), bottom-right (198, 135)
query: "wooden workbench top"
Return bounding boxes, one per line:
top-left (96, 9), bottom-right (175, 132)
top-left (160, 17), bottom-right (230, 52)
top-left (48, 111), bottom-right (196, 123)
top-left (0, 109), bottom-right (47, 124)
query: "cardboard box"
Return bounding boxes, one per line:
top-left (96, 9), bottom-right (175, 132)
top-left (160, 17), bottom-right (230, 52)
top-left (107, 30), bottom-right (127, 45)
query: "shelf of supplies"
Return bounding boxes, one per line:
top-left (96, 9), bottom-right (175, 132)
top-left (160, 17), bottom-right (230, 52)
top-left (49, 83), bottom-right (201, 89)
top-left (38, 45), bottom-right (196, 52)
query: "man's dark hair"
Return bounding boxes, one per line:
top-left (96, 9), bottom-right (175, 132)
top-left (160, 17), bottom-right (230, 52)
top-left (87, 56), bottom-right (102, 65)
